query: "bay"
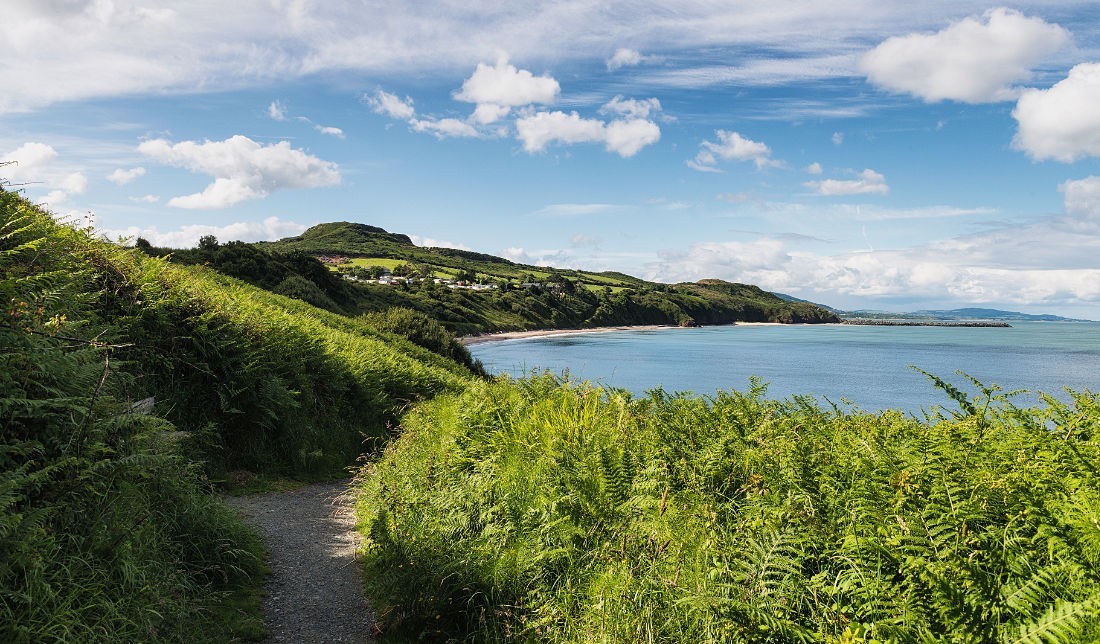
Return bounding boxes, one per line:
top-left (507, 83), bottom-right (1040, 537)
top-left (469, 321), bottom-right (1100, 414)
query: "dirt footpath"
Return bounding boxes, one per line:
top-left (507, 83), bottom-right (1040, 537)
top-left (227, 480), bottom-right (375, 643)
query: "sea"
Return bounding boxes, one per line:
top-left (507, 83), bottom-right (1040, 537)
top-left (468, 321), bottom-right (1100, 415)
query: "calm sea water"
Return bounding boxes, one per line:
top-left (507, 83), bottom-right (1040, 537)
top-left (469, 322), bottom-right (1100, 413)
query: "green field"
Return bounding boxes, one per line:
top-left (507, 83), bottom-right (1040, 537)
top-left (342, 257), bottom-right (408, 271)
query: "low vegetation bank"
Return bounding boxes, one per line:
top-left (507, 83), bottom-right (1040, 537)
top-left (358, 373), bottom-right (1100, 642)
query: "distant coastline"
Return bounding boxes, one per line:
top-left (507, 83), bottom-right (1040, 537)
top-left (840, 319), bottom-right (1011, 328)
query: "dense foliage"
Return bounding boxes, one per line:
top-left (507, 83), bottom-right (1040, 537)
top-left (1, 189), bottom-right (265, 640)
top-left (358, 373), bottom-right (1100, 642)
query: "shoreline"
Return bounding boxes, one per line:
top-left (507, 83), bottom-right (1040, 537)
top-left (458, 322), bottom-right (791, 346)
top-left (459, 324), bottom-right (679, 346)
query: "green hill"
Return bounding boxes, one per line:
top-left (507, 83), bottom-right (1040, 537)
top-left (202, 221), bottom-right (837, 333)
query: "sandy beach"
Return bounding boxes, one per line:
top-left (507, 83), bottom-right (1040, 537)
top-left (458, 322), bottom-right (794, 345)
top-left (459, 324), bottom-right (679, 346)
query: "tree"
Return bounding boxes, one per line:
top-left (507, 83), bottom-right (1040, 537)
top-left (197, 235), bottom-right (219, 251)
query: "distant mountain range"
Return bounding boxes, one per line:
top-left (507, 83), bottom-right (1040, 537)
top-left (770, 293), bottom-right (1091, 322)
top-left (841, 307), bottom-right (1092, 323)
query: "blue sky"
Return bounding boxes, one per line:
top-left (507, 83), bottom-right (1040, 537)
top-left (4, 2), bottom-right (1100, 317)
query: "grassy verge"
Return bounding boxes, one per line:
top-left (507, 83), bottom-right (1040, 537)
top-left (357, 373), bottom-right (1100, 642)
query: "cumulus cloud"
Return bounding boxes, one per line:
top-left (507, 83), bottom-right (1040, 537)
top-left (366, 87), bottom-right (481, 139)
top-left (648, 179), bottom-right (1100, 312)
top-left (138, 135), bottom-right (340, 209)
top-left (103, 217), bottom-right (308, 248)
top-left (688, 130), bottom-right (775, 172)
top-left (649, 235), bottom-right (1100, 309)
top-left (1061, 176), bottom-right (1100, 220)
top-left (604, 119), bottom-right (661, 157)
top-left (107, 167), bottom-right (146, 185)
top-left (599, 96), bottom-right (662, 120)
top-left (408, 235), bottom-right (470, 250)
top-left (130, 194), bottom-right (160, 203)
top-left (806, 162), bottom-right (823, 175)
top-left (860, 8), bottom-right (1069, 103)
top-left (411, 118), bottom-right (479, 139)
top-left (832, 132), bottom-right (844, 145)
top-left (515, 111), bottom-right (659, 157)
top-left (1, 142), bottom-right (87, 207)
top-left (500, 247), bottom-right (529, 262)
top-left (365, 89), bottom-right (416, 120)
top-left (314, 124), bottom-right (345, 138)
top-left (454, 56), bottom-right (559, 124)
top-left (805, 169), bottom-right (889, 196)
top-left (268, 100), bottom-right (287, 121)
top-left (1013, 63), bottom-right (1100, 162)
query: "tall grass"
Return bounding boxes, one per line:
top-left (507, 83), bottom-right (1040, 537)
top-left (357, 373), bottom-right (1100, 642)
top-left (1, 189), bottom-right (265, 640)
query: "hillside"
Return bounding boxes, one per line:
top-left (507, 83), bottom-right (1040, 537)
top-left (0, 188), bottom-right (478, 639)
top-left (179, 221), bottom-right (838, 333)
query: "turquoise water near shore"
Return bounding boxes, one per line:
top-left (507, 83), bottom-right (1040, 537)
top-left (469, 321), bottom-right (1100, 413)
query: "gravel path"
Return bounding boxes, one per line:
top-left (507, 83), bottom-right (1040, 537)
top-left (226, 480), bottom-right (375, 643)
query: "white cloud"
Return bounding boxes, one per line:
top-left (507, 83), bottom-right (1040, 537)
top-left (411, 118), bottom-right (479, 139)
top-left (314, 124), bottom-right (345, 138)
top-left (1013, 63), bottom-right (1100, 162)
top-left (4, 3), bottom-right (1084, 114)
top-left (648, 181), bottom-right (1100, 312)
top-left (408, 235), bottom-right (470, 250)
top-left (806, 162), bottom-right (823, 175)
top-left (607, 48), bottom-right (654, 71)
top-left (104, 217), bottom-right (308, 248)
top-left (454, 56), bottom-right (559, 124)
top-left (107, 166), bottom-right (146, 185)
top-left (832, 132), bottom-right (844, 145)
top-left (649, 235), bottom-right (1100, 309)
top-left (805, 169), bottom-right (889, 196)
top-left (1, 142), bottom-right (58, 178)
top-left (860, 8), bottom-right (1069, 103)
top-left (472, 103), bottom-right (512, 125)
top-left (138, 135), bottom-right (340, 209)
top-left (365, 89), bottom-right (416, 120)
top-left (500, 247), bottom-right (529, 262)
top-left (1060, 176), bottom-right (1100, 220)
top-left (599, 96), bottom-right (662, 120)
top-left (515, 111), bottom-right (598, 152)
top-left (130, 194), bottom-right (160, 203)
top-left (59, 172), bottom-right (88, 195)
top-left (688, 130), bottom-right (775, 171)
top-left (515, 111), bottom-right (659, 157)
top-left (2, 142), bottom-right (88, 207)
top-left (268, 100), bottom-right (287, 121)
top-left (604, 119), bottom-right (661, 157)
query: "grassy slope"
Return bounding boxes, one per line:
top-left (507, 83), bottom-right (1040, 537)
top-left (357, 374), bottom-right (1100, 642)
top-left (0, 189), bottom-right (477, 639)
